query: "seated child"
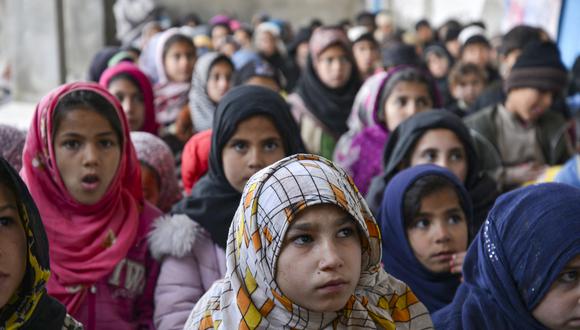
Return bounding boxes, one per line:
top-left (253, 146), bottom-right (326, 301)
top-left (184, 154), bottom-right (433, 329)
top-left (465, 41), bottom-right (572, 192)
top-left (0, 157), bottom-right (82, 329)
top-left (380, 164), bottom-right (472, 313)
top-left (433, 183), bottom-right (580, 329)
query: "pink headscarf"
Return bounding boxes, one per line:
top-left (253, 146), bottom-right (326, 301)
top-left (99, 62), bottom-right (160, 135)
top-left (21, 82), bottom-right (143, 314)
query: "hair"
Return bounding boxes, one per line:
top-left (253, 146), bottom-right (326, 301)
top-left (500, 25), bottom-right (541, 56)
top-left (403, 174), bottom-right (467, 228)
top-left (448, 61), bottom-right (487, 87)
top-left (211, 23), bottom-right (232, 35)
top-left (52, 90), bottom-right (123, 146)
top-left (107, 72), bottom-right (141, 92)
top-left (415, 19), bottom-right (431, 31)
top-left (378, 67), bottom-right (437, 122)
top-left (356, 11), bottom-right (375, 26)
top-left (162, 34), bottom-right (196, 61)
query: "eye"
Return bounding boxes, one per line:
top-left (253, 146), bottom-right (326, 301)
top-left (99, 139), bottom-right (117, 148)
top-left (114, 93), bottom-right (126, 102)
top-left (395, 97), bottom-right (407, 107)
top-left (62, 140), bottom-right (81, 150)
top-left (421, 149), bottom-right (437, 162)
top-left (232, 141), bottom-right (247, 152)
top-left (292, 234), bottom-right (313, 246)
top-left (337, 226), bottom-right (356, 238)
top-left (263, 140), bottom-right (279, 152)
top-left (0, 216), bottom-right (15, 227)
top-left (412, 218), bottom-right (430, 229)
top-left (448, 213), bottom-right (464, 225)
top-left (450, 151), bottom-right (464, 162)
top-left (558, 270), bottom-right (579, 284)
top-left (417, 97), bottom-right (431, 109)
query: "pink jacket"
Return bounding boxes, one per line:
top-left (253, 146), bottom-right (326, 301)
top-left (73, 202), bottom-right (162, 330)
top-left (148, 214), bottom-right (226, 330)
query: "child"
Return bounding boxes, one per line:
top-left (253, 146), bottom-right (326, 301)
top-left (154, 28), bottom-right (197, 126)
top-left (347, 26), bottom-right (380, 81)
top-left (183, 154), bottom-right (433, 329)
top-left (100, 62), bottom-right (159, 134)
top-left (334, 66), bottom-right (440, 195)
top-left (130, 131), bottom-right (181, 213)
top-left (21, 82), bottom-right (162, 328)
top-left (380, 165), bottom-right (472, 313)
top-left (149, 85), bottom-right (305, 330)
top-left (288, 26), bottom-right (361, 159)
top-left (465, 41), bottom-right (572, 192)
top-left (188, 52), bottom-right (234, 133)
top-left (0, 124), bottom-right (26, 172)
top-left (433, 183), bottom-right (580, 329)
top-left (457, 25), bottom-right (499, 84)
top-left (366, 111), bottom-right (498, 235)
top-left (0, 157), bottom-right (82, 329)
top-left (447, 61), bottom-right (487, 117)
top-left (423, 44), bottom-right (454, 106)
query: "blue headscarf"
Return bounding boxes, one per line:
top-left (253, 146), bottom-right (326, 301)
top-left (433, 183), bottom-right (580, 329)
top-left (380, 164), bottom-right (473, 314)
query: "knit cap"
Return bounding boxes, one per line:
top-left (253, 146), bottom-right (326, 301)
top-left (504, 41), bottom-right (568, 94)
top-left (309, 26), bottom-right (352, 63)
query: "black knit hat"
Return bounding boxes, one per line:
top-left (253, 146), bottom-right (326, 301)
top-left (382, 43), bottom-right (420, 69)
top-left (504, 41), bottom-right (568, 94)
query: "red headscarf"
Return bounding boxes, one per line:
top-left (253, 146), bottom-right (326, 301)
top-left (21, 82), bottom-right (143, 313)
top-left (99, 62), bottom-right (159, 135)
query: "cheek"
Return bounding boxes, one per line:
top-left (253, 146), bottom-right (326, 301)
top-left (384, 106), bottom-right (404, 131)
top-left (407, 230), bottom-right (429, 258)
top-left (221, 150), bottom-right (243, 190)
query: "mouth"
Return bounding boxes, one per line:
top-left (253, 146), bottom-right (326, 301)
top-left (317, 279), bottom-right (348, 293)
top-left (81, 174), bottom-right (100, 191)
top-left (430, 251), bottom-right (455, 261)
top-left (567, 318), bottom-right (580, 326)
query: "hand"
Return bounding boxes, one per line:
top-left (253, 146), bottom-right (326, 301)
top-left (505, 162), bottom-right (547, 185)
top-left (450, 251), bottom-right (466, 281)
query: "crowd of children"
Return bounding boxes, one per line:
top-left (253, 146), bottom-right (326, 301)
top-left (1, 7), bottom-right (580, 330)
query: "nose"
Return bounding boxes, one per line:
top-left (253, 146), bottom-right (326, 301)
top-left (82, 143), bottom-right (99, 167)
top-left (318, 239), bottom-right (343, 270)
top-left (433, 222), bottom-right (451, 243)
top-left (218, 76), bottom-right (230, 92)
top-left (122, 98), bottom-right (133, 116)
top-left (247, 147), bottom-right (265, 171)
top-left (540, 91), bottom-right (553, 108)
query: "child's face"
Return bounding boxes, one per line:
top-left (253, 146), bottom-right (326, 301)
top-left (211, 26), bottom-right (230, 49)
top-left (352, 40), bottom-right (380, 76)
top-left (461, 43), bottom-right (490, 68)
top-left (0, 183), bottom-right (27, 309)
top-left (140, 163), bottom-right (160, 207)
top-left (163, 41), bottom-right (196, 83)
top-left (207, 61), bottom-right (233, 104)
top-left (276, 204), bottom-right (362, 312)
top-left (314, 45), bottom-right (353, 89)
top-left (54, 108), bottom-right (121, 205)
top-left (450, 73), bottom-right (485, 106)
top-left (426, 53), bottom-right (449, 79)
top-left (506, 87), bottom-right (554, 124)
top-left (409, 129), bottom-right (468, 183)
top-left (406, 187), bottom-right (468, 273)
top-left (255, 31), bottom-right (277, 57)
top-left (532, 254), bottom-right (580, 329)
top-left (222, 115), bottom-right (285, 192)
top-left (108, 78), bottom-right (145, 131)
top-left (384, 81), bottom-right (433, 131)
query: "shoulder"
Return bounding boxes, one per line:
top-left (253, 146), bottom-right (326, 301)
top-left (148, 214), bottom-right (206, 260)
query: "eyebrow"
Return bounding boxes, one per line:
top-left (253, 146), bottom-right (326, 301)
top-left (59, 131), bottom-right (116, 138)
top-left (0, 204), bottom-right (17, 212)
top-left (288, 215), bottom-right (353, 231)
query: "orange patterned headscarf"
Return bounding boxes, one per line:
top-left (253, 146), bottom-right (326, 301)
top-left (185, 154), bottom-right (433, 329)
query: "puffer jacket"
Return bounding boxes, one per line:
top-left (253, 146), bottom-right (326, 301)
top-left (148, 214), bottom-right (227, 330)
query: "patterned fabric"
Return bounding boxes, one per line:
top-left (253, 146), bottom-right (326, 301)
top-left (131, 131), bottom-right (182, 212)
top-left (0, 158), bottom-right (82, 329)
top-left (0, 124), bottom-right (26, 172)
top-left (20, 82), bottom-right (143, 314)
top-left (184, 154), bottom-right (433, 329)
top-left (432, 183), bottom-right (580, 329)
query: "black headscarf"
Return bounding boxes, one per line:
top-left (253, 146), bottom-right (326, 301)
top-left (295, 54), bottom-right (361, 138)
top-left (366, 110), bottom-right (498, 235)
top-left (172, 86), bottom-right (306, 249)
top-left (87, 47), bottom-right (120, 82)
top-left (0, 158), bottom-right (72, 329)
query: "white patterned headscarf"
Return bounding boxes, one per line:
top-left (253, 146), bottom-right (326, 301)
top-left (185, 154), bottom-right (432, 329)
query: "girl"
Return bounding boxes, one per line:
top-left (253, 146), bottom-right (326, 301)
top-left (154, 28), bottom-right (197, 126)
top-left (21, 82), bottom-right (162, 329)
top-left (100, 62), bottom-right (159, 134)
top-left (366, 110), bottom-right (498, 235)
top-left (334, 66), bottom-right (440, 196)
top-left (130, 131), bottom-right (181, 213)
top-left (184, 154), bottom-right (433, 329)
top-left (380, 165), bottom-right (472, 313)
top-left (433, 183), bottom-right (580, 329)
top-left (188, 52), bottom-right (234, 133)
top-left (288, 26), bottom-right (361, 159)
top-left (0, 157), bottom-right (82, 329)
top-left (149, 85), bottom-right (305, 330)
